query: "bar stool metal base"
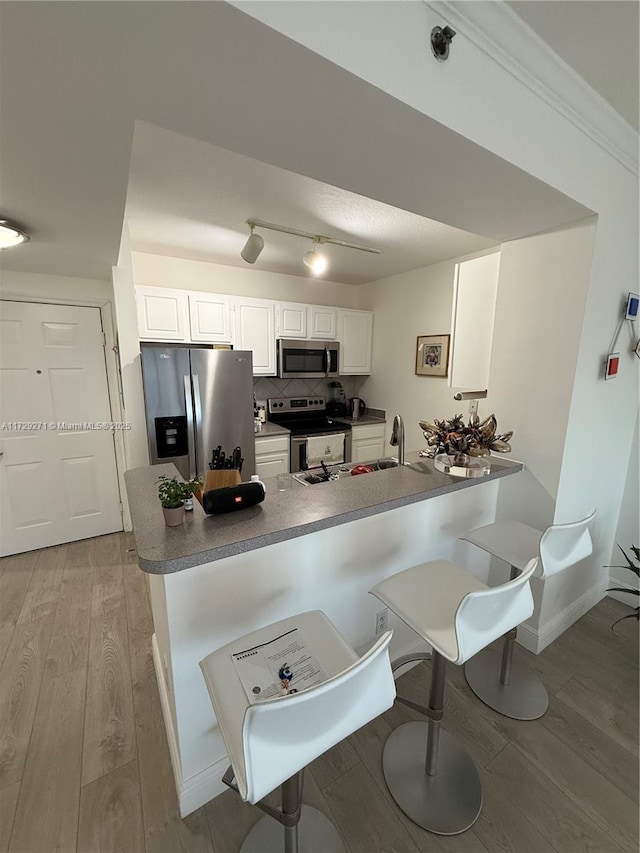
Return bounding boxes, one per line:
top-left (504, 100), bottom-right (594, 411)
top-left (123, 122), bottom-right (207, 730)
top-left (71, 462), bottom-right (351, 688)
top-left (240, 806), bottom-right (346, 853)
top-left (465, 647), bottom-right (549, 721)
top-left (382, 721), bottom-right (482, 835)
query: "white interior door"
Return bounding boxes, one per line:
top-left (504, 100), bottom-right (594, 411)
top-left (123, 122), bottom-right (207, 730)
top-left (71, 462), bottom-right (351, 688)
top-left (0, 301), bottom-right (123, 556)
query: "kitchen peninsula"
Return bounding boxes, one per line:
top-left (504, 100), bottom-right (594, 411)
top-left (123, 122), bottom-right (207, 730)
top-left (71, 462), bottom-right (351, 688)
top-left (125, 455), bottom-right (522, 816)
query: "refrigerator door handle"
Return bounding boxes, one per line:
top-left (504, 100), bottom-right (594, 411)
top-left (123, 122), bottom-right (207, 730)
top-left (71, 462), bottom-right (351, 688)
top-left (183, 375), bottom-right (197, 480)
top-left (192, 374), bottom-right (204, 477)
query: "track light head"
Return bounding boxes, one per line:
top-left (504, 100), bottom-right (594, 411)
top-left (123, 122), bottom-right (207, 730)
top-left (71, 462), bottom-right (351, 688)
top-left (240, 225), bottom-right (264, 264)
top-left (303, 242), bottom-right (328, 276)
top-left (0, 218), bottom-right (30, 249)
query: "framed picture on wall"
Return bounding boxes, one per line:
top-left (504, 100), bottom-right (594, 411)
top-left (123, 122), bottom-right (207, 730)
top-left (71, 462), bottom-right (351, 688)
top-left (416, 334), bottom-right (450, 377)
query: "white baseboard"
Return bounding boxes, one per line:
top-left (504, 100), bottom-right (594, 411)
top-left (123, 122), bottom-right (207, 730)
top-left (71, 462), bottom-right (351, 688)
top-left (151, 634), bottom-right (183, 796)
top-left (151, 634), bottom-right (229, 816)
top-left (178, 757), bottom-right (229, 818)
top-left (606, 585), bottom-right (639, 607)
top-left (516, 580), bottom-right (606, 654)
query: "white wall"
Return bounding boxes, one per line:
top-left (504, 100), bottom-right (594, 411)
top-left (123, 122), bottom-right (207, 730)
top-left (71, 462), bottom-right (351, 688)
top-left (237, 1), bottom-right (639, 645)
top-left (0, 269), bottom-right (113, 311)
top-left (609, 416), bottom-right (639, 606)
top-left (487, 220), bottom-right (600, 636)
top-left (112, 226), bottom-right (150, 481)
top-left (489, 220), bottom-right (597, 531)
top-left (359, 259), bottom-right (460, 450)
top-left (132, 252), bottom-right (365, 309)
top-left (358, 248), bottom-right (499, 451)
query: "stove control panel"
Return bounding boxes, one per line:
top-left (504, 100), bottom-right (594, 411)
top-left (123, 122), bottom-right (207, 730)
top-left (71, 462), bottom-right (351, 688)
top-left (267, 396), bottom-right (326, 413)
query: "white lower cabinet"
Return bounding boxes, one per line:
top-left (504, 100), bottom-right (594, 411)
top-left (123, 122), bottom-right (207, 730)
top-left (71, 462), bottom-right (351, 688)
top-left (351, 422), bottom-right (386, 463)
top-left (255, 434), bottom-right (290, 480)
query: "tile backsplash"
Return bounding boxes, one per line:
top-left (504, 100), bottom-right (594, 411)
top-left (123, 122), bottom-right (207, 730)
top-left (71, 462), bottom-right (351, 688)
top-left (253, 376), bottom-right (366, 404)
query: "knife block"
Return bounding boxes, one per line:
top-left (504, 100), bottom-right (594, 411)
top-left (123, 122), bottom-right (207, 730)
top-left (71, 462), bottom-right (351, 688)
top-left (203, 469), bottom-right (242, 492)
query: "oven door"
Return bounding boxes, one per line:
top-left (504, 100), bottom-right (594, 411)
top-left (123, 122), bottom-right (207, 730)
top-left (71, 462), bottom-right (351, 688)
top-left (291, 431), bottom-right (352, 472)
top-left (277, 340), bottom-right (340, 379)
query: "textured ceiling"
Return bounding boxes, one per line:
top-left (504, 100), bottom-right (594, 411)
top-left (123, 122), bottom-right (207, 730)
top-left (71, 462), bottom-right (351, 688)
top-left (126, 123), bottom-right (497, 286)
top-left (0, 2), bottom-right (595, 284)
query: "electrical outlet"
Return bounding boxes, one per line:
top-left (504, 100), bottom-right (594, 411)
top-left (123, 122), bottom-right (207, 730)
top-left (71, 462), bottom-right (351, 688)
top-left (375, 607), bottom-right (389, 635)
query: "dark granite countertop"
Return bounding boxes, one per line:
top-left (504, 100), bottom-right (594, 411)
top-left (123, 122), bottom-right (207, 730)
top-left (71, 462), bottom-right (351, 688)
top-left (125, 453), bottom-right (523, 575)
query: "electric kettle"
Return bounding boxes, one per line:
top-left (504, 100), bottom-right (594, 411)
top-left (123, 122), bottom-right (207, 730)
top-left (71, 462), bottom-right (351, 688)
top-left (349, 397), bottom-right (366, 420)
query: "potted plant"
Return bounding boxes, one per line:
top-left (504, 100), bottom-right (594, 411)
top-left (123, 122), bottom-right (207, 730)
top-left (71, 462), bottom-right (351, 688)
top-left (605, 544), bottom-right (639, 630)
top-left (158, 475), bottom-right (188, 526)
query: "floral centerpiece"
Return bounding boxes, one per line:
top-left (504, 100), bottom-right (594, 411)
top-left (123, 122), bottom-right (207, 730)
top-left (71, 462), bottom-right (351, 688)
top-left (418, 413), bottom-right (513, 466)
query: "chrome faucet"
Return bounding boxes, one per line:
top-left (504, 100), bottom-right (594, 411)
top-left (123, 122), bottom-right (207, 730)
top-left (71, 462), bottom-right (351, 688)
top-left (390, 414), bottom-right (405, 466)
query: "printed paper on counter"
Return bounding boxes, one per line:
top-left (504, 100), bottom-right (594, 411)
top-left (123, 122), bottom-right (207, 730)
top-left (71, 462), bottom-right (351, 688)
top-left (231, 627), bottom-right (326, 704)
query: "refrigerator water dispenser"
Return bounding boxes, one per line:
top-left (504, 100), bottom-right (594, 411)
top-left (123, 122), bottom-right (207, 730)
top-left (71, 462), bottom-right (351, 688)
top-left (155, 416), bottom-right (188, 458)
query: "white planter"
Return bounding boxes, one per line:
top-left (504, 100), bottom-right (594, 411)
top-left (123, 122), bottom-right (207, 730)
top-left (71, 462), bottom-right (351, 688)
top-left (162, 505), bottom-right (185, 527)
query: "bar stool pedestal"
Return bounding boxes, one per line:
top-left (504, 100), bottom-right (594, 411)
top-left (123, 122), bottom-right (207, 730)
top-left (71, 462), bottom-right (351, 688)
top-left (241, 807), bottom-right (345, 853)
top-left (464, 644), bottom-right (549, 721)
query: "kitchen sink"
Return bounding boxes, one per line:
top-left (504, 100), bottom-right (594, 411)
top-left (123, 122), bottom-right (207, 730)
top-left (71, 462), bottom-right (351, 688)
top-left (292, 457), bottom-right (399, 486)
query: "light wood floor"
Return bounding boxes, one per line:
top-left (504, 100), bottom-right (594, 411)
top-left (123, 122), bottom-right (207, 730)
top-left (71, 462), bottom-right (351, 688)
top-left (0, 532), bottom-right (637, 853)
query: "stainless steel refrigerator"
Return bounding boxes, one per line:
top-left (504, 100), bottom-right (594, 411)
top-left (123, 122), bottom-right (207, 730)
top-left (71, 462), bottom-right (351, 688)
top-left (140, 343), bottom-right (256, 481)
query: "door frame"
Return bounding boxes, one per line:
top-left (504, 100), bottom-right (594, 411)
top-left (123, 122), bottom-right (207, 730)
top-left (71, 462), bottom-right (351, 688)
top-left (0, 293), bottom-right (129, 532)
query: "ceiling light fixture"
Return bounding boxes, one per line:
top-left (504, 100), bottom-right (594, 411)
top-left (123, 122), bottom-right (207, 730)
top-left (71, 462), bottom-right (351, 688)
top-left (240, 223), bottom-right (265, 264)
top-left (303, 241), bottom-right (329, 276)
top-left (240, 218), bottom-right (381, 276)
top-left (0, 218), bottom-right (30, 249)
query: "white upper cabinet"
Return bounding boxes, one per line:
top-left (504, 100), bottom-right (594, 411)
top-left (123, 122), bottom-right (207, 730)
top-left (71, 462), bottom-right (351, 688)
top-left (449, 253), bottom-right (500, 390)
top-left (276, 302), bottom-right (307, 339)
top-left (233, 296), bottom-right (276, 375)
top-left (276, 303), bottom-right (337, 339)
top-left (136, 286), bottom-right (189, 341)
top-left (308, 306), bottom-right (337, 340)
top-left (338, 310), bottom-right (373, 374)
top-left (134, 286), bottom-right (374, 377)
top-left (188, 292), bottom-right (232, 343)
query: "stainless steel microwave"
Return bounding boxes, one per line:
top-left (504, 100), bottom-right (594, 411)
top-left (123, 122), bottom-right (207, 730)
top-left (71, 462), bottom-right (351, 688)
top-left (277, 339), bottom-right (340, 379)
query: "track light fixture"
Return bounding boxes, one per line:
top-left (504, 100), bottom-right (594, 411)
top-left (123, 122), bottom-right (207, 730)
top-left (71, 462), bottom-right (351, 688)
top-left (240, 218), bottom-right (381, 277)
top-left (0, 218), bottom-right (30, 249)
top-left (240, 223), bottom-right (265, 264)
top-left (303, 241), bottom-right (328, 276)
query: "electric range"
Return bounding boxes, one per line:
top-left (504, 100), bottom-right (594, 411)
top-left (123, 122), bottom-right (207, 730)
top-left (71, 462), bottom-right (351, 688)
top-left (267, 396), bottom-right (352, 472)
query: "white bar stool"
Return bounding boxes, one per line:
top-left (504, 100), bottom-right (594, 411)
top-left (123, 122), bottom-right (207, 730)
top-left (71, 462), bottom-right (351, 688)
top-left (460, 509), bottom-right (596, 720)
top-left (370, 557), bottom-right (537, 835)
top-left (200, 610), bottom-right (395, 853)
